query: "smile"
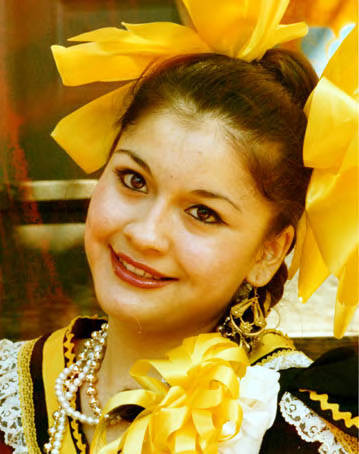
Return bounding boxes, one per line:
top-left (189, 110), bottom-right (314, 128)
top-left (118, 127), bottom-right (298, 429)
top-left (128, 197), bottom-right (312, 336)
top-left (109, 247), bottom-right (177, 289)
top-left (120, 258), bottom-right (160, 279)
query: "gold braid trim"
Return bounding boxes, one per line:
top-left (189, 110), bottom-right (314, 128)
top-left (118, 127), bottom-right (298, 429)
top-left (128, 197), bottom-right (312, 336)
top-left (299, 389), bottom-right (359, 429)
top-left (64, 325), bottom-right (87, 454)
top-left (249, 329), bottom-right (296, 365)
top-left (64, 331), bottom-right (76, 364)
top-left (323, 418), bottom-right (359, 454)
top-left (17, 338), bottom-right (42, 454)
top-left (70, 419), bottom-right (88, 453)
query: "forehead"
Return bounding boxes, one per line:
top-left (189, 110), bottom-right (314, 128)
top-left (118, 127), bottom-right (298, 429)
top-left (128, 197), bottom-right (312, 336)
top-left (117, 109), bottom-right (256, 192)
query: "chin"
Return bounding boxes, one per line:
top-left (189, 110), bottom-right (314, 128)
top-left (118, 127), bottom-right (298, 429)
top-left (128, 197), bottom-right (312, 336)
top-left (95, 285), bottom-right (162, 327)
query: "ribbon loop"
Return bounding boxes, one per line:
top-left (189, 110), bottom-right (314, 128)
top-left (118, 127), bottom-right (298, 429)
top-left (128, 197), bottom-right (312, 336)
top-left (90, 334), bottom-right (249, 454)
top-left (51, 0), bottom-right (307, 174)
top-left (291, 26), bottom-right (358, 338)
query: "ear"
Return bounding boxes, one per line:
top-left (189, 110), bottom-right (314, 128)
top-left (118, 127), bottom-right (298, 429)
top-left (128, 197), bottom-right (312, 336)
top-left (246, 225), bottom-right (295, 287)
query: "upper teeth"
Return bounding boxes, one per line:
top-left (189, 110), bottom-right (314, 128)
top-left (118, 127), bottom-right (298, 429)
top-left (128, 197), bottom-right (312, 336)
top-left (119, 258), bottom-right (161, 280)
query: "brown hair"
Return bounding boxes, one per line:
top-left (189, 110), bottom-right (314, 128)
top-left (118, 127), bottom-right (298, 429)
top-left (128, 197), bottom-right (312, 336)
top-left (114, 49), bottom-right (318, 310)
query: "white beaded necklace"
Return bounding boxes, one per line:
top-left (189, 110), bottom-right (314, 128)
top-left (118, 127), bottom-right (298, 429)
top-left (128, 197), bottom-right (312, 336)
top-left (44, 322), bottom-right (109, 454)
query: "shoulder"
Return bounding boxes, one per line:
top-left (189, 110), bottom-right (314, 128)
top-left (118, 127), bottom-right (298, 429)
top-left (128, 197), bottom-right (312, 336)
top-left (249, 329), bottom-right (312, 371)
top-left (257, 338), bottom-right (358, 454)
top-left (0, 317), bottom-right (104, 454)
top-left (0, 339), bottom-right (27, 453)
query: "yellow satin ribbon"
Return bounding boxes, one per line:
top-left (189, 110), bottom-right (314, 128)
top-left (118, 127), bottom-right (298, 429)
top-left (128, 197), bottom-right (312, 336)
top-left (289, 26), bottom-right (358, 338)
top-left (51, 0), bottom-right (307, 173)
top-left (90, 333), bottom-right (249, 454)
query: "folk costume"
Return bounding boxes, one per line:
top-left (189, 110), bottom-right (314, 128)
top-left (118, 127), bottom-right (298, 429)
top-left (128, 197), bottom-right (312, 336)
top-left (1, 317), bottom-right (358, 454)
top-left (0, 0), bottom-right (358, 453)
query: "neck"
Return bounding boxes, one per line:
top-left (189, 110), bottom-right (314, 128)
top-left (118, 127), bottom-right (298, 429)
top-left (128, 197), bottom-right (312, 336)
top-left (96, 315), bottom-right (216, 405)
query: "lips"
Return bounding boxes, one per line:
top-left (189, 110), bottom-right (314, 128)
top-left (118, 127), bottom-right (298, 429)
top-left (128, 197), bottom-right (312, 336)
top-left (109, 246), bottom-right (177, 289)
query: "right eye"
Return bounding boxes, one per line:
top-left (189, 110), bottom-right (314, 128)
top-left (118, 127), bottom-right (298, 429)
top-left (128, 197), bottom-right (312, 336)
top-left (114, 169), bottom-right (148, 193)
top-left (185, 204), bottom-right (223, 224)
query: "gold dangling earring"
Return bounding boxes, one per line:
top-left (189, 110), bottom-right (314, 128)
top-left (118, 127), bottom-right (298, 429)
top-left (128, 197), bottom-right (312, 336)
top-left (217, 282), bottom-right (269, 352)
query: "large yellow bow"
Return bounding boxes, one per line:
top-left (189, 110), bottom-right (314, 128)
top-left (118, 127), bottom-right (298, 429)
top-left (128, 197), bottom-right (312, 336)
top-left (289, 26), bottom-right (358, 338)
top-left (90, 334), bottom-right (249, 454)
top-left (51, 0), bottom-right (307, 173)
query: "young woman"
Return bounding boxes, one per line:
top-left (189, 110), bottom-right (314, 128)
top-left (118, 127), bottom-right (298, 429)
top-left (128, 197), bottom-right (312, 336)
top-left (0, 1), bottom-right (357, 453)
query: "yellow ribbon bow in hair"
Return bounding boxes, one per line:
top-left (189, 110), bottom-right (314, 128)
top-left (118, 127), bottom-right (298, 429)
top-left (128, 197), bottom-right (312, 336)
top-left (90, 333), bottom-right (249, 454)
top-left (51, 0), bottom-right (307, 173)
top-left (289, 26), bottom-right (358, 338)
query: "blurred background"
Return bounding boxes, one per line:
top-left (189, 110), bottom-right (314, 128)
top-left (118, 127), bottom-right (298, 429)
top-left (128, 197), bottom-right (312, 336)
top-left (0, 0), bottom-right (357, 348)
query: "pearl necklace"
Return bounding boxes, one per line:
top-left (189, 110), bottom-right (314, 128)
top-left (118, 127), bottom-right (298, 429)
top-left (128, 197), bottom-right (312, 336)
top-left (44, 323), bottom-right (108, 454)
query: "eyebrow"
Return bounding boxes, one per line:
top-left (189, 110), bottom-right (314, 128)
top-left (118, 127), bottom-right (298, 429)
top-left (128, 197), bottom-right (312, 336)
top-left (116, 148), bottom-right (241, 212)
top-left (115, 148), bottom-right (152, 176)
top-left (191, 189), bottom-right (241, 212)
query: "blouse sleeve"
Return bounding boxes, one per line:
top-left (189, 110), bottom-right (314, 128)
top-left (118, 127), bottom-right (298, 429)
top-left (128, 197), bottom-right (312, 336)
top-left (0, 339), bottom-right (27, 453)
top-left (261, 347), bottom-right (358, 454)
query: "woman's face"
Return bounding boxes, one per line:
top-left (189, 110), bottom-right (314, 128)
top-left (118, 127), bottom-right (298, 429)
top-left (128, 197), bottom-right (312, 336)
top-left (85, 109), bottom-right (275, 336)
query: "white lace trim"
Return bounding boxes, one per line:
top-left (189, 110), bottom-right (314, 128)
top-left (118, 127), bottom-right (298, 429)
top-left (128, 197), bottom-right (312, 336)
top-left (280, 392), bottom-right (349, 454)
top-left (0, 339), bottom-right (27, 453)
top-left (258, 350), bottom-right (312, 371)
top-left (0, 339), bottom-right (348, 454)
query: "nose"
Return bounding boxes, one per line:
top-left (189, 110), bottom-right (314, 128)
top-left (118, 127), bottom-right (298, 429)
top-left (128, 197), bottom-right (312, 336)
top-left (122, 199), bottom-right (171, 254)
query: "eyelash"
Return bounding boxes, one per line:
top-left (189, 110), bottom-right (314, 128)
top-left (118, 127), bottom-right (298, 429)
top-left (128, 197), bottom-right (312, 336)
top-left (185, 205), bottom-right (223, 225)
top-left (114, 169), bottom-right (148, 193)
top-left (114, 169), bottom-right (223, 225)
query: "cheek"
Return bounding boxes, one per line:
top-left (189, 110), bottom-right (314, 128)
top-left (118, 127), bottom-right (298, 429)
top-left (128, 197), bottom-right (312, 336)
top-left (85, 180), bottom-right (132, 242)
top-left (85, 191), bottom-right (111, 240)
top-left (84, 196), bottom-right (104, 267)
top-left (84, 182), bottom-right (124, 263)
top-left (177, 230), bottom-right (256, 286)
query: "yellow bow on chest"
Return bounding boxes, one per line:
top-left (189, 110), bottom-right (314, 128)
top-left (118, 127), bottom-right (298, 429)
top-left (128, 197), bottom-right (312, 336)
top-left (90, 334), bottom-right (249, 454)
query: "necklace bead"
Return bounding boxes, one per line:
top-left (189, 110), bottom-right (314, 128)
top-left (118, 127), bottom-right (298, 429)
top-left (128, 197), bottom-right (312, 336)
top-left (44, 323), bottom-right (109, 454)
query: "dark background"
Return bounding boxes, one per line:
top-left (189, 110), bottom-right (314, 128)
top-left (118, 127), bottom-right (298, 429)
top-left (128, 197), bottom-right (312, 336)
top-left (0, 0), bottom-right (180, 339)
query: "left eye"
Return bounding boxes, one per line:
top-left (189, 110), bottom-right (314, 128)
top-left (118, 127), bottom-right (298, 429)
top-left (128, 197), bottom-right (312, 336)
top-left (185, 205), bottom-right (223, 224)
top-left (115, 170), bottom-right (147, 193)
